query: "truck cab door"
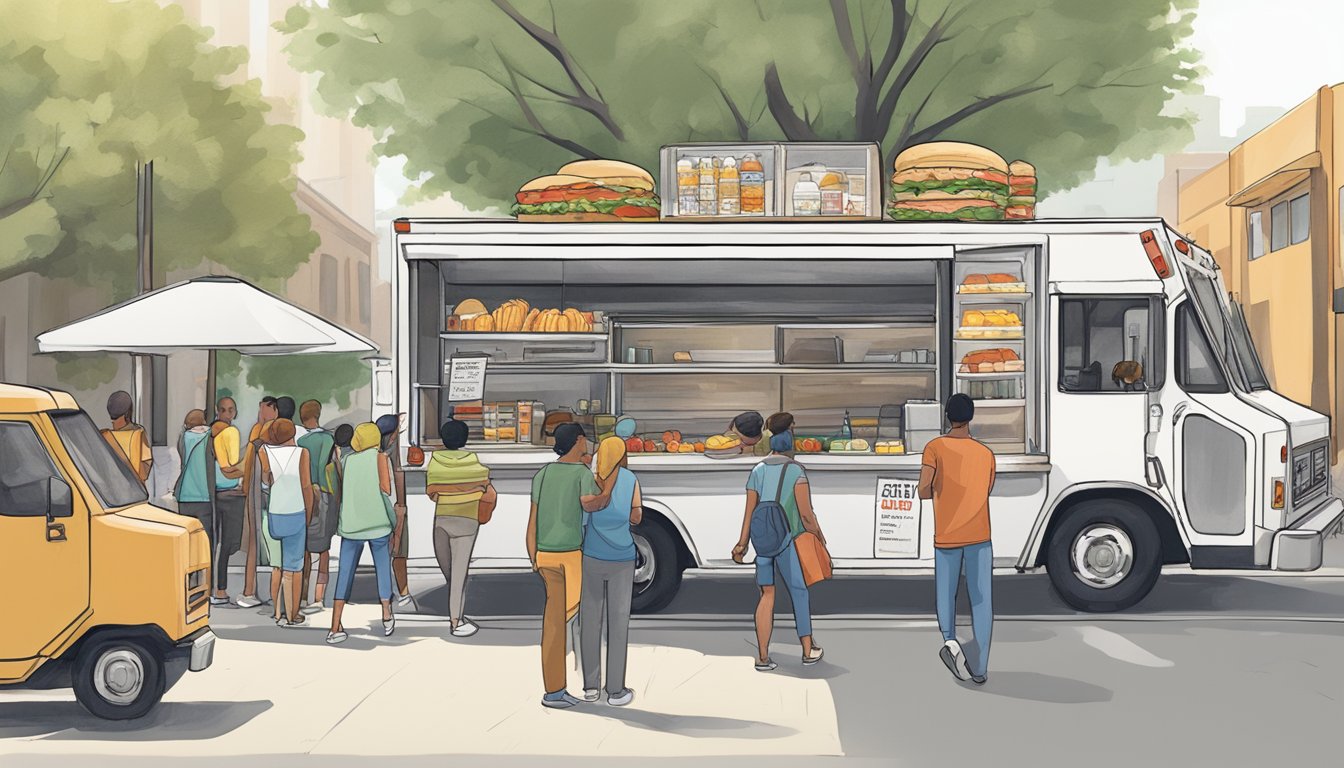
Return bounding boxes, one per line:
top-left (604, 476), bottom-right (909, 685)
top-left (0, 417), bottom-right (90, 675)
top-left (1148, 301), bottom-right (1257, 564)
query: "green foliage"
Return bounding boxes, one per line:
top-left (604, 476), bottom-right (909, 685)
top-left (282, 0), bottom-right (1201, 209)
top-left (243, 353), bottom-right (368, 411)
top-left (0, 0), bottom-right (319, 293)
top-left (52, 352), bottom-right (120, 390)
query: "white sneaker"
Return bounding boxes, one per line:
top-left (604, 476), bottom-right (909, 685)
top-left (382, 615), bottom-right (396, 637)
top-left (397, 592), bottom-right (414, 608)
top-left (607, 688), bottom-right (635, 707)
top-left (209, 595), bottom-right (233, 607)
top-left (583, 689), bottom-right (601, 702)
top-left (939, 640), bottom-right (970, 681)
top-left (326, 630), bottom-right (348, 645)
top-left (452, 619), bottom-right (479, 638)
top-left (236, 595), bottom-right (261, 609)
top-left (301, 603), bottom-right (323, 616)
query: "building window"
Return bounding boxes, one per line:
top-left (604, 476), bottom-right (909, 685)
top-left (1289, 192), bottom-right (1310, 245)
top-left (1270, 201), bottom-right (1289, 251)
top-left (358, 262), bottom-right (371, 326)
top-left (1059, 297), bottom-right (1162, 392)
top-left (1247, 211), bottom-right (1265, 260)
top-left (319, 254), bottom-right (338, 318)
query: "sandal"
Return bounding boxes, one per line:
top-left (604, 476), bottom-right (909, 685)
top-left (803, 647), bottom-right (824, 666)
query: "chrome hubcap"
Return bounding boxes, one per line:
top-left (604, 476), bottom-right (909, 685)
top-left (1071, 525), bottom-right (1133, 589)
top-left (93, 649), bottom-right (144, 704)
top-left (633, 533), bottom-right (655, 593)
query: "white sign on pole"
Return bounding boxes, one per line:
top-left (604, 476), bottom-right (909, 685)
top-left (447, 356), bottom-right (488, 402)
top-left (874, 478), bottom-right (922, 558)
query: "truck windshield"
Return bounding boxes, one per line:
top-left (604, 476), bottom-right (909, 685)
top-left (1181, 264), bottom-right (1268, 391)
top-left (51, 411), bottom-right (149, 510)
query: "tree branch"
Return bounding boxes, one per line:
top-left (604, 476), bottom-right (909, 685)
top-left (907, 82), bottom-right (1053, 146)
top-left (872, 0), bottom-right (911, 98)
top-left (876, 3), bottom-right (969, 133)
top-left (763, 62), bottom-right (819, 141)
top-left (489, 0), bottom-right (624, 140)
top-left (700, 66), bottom-right (752, 141)
top-left (492, 53), bottom-right (600, 159)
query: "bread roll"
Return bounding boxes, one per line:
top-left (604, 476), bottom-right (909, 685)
top-left (964, 310), bottom-right (987, 327)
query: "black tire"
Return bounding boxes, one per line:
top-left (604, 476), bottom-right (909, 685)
top-left (72, 637), bottom-right (166, 720)
top-left (1046, 499), bottom-right (1162, 613)
top-left (630, 517), bottom-right (684, 614)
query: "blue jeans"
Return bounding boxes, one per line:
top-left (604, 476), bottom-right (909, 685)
top-left (755, 540), bottom-right (812, 638)
top-left (935, 541), bottom-right (993, 677)
top-left (333, 535), bottom-right (394, 603)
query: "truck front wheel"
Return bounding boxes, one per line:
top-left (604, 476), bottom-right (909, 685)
top-left (73, 637), bottom-right (166, 720)
top-left (631, 518), bottom-right (684, 614)
top-left (1046, 499), bottom-right (1162, 612)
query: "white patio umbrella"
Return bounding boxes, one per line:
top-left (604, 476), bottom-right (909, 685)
top-left (37, 275), bottom-right (377, 414)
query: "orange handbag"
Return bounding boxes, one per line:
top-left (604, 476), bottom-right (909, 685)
top-left (794, 531), bottom-right (833, 586)
top-left (477, 484), bottom-right (498, 525)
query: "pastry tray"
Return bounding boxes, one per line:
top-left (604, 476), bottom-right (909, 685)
top-left (957, 283), bottom-right (1028, 294)
top-left (955, 327), bottom-right (1024, 340)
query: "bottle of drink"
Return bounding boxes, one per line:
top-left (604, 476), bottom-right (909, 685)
top-left (842, 410), bottom-right (853, 440)
top-left (820, 171), bottom-right (847, 216)
top-left (677, 157), bottom-right (699, 216)
top-left (698, 157), bottom-right (718, 215)
top-left (718, 156), bottom-right (740, 215)
top-left (792, 172), bottom-right (821, 216)
top-left (740, 152), bottom-right (765, 215)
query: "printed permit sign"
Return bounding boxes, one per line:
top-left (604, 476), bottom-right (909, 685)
top-left (447, 356), bottom-right (487, 402)
top-left (875, 478), bottom-right (921, 558)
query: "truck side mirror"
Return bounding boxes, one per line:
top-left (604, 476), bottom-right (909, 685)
top-left (47, 476), bottom-right (73, 519)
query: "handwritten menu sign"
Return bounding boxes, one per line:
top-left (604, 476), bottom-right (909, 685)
top-left (447, 357), bottom-right (487, 402)
top-left (875, 478), bottom-right (921, 558)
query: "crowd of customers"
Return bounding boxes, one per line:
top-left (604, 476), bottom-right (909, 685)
top-left (102, 386), bottom-right (992, 703)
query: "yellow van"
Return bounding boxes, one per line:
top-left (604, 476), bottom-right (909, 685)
top-left (0, 384), bottom-right (214, 719)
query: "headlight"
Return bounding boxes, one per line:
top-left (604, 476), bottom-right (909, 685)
top-left (185, 567), bottom-right (209, 616)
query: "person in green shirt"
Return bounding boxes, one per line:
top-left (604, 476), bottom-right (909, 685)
top-left (426, 418), bottom-right (494, 638)
top-left (528, 423), bottom-right (611, 709)
top-left (297, 400), bottom-right (337, 615)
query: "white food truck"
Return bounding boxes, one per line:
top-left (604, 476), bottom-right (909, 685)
top-left (386, 218), bottom-right (1343, 613)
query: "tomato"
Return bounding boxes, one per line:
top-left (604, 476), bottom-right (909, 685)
top-left (643, 439), bottom-right (656, 453)
top-left (613, 205), bottom-right (659, 218)
top-left (625, 437), bottom-right (643, 453)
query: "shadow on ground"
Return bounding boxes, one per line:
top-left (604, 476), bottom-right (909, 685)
top-left (0, 700), bottom-right (271, 740)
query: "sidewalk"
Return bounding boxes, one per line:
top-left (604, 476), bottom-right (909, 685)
top-left (0, 604), bottom-right (842, 759)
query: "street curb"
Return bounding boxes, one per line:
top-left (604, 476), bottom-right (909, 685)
top-left (395, 612), bottom-right (1344, 628)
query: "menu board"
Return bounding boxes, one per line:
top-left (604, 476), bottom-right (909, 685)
top-left (875, 478), bottom-right (921, 558)
top-left (447, 356), bottom-right (488, 402)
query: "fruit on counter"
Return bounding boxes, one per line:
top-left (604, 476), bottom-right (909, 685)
top-left (706, 434), bottom-right (741, 450)
top-left (793, 437), bottom-right (825, 453)
top-left (961, 309), bottom-right (1021, 327)
top-left (959, 348), bottom-right (1024, 374)
top-left (643, 439), bottom-right (656, 453)
top-left (626, 436), bottom-right (644, 453)
top-left (666, 440), bottom-right (681, 453)
top-left (662, 430), bottom-right (682, 444)
top-left (694, 441), bottom-right (706, 453)
top-left (678, 442), bottom-right (695, 453)
top-left (654, 441), bottom-right (667, 452)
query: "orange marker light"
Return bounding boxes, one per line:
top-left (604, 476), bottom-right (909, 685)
top-left (1280, 445), bottom-right (1288, 463)
top-left (1140, 231), bottom-right (1173, 279)
top-left (1272, 479), bottom-right (1285, 509)
top-left (394, 218), bottom-right (411, 234)
top-left (1174, 239), bottom-right (1190, 254)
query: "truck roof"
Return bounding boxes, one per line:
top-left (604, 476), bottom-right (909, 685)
top-left (394, 217), bottom-right (1170, 238)
top-left (0, 383), bottom-right (80, 413)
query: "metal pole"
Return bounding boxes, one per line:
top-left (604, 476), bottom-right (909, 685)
top-left (133, 161), bottom-right (155, 492)
top-left (206, 349), bottom-right (217, 421)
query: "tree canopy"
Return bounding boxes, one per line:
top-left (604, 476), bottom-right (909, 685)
top-left (282, 0), bottom-right (1201, 212)
top-left (0, 0), bottom-right (318, 293)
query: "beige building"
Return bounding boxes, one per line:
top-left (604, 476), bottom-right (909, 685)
top-left (1175, 84), bottom-right (1343, 460)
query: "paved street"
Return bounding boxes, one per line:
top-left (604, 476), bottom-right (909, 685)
top-left (3, 538), bottom-right (1343, 767)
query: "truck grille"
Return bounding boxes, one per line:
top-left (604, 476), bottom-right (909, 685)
top-left (1291, 442), bottom-right (1329, 506)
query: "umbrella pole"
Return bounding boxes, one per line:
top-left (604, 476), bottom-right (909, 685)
top-left (206, 349), bottom-right (217, 421)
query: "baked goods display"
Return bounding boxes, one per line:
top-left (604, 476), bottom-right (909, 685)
top-left (828, 438), bottom-right (871, 453)
top-left (875, 440), bottom-right (905, 455)
top-left (448, 298), bottom-right (598, 333)
top-left (958, 309), bottom-right (1022, 338)
top-left (958, 273), bottom-right (1027, 294)
top-left (512, 159), bottom-right (660, 222)
top-left (958, 348), bottom-right (1025, 374)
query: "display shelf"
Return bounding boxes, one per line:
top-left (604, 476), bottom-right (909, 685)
top-left (441, 363), bottom-right (939, 375)
top-left (955, 371), bottom-right (1026, 379)
top-left (954, 328), bottom-right (1024, 341)
top-left (971, 398), bottom-right (1026, 408)
top-left (441, 332), bottom-right (608, 342)
top-left (956, 292), bottom-right (1031, 304)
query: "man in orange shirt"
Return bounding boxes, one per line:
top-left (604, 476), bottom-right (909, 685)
top-left (918, 394), bottom-right (996, 685)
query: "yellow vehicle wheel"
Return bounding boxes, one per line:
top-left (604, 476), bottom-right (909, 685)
top-left (73, 637), bottom-right (166, 720)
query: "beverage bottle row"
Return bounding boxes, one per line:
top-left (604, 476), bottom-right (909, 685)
top-left (676, 153), bottom-right (766, 216)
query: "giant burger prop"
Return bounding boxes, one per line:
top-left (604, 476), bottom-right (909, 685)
top-left (887, 142), bottom-right (1011, 221)
top-left (512, 159), bottom-right (661, 222)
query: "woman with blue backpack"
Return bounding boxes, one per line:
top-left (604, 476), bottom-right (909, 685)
top-left (732, 412), bottom-right (827, 671)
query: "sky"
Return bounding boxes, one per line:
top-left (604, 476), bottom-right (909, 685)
top-left (374, 0), bottom-right (1344, 217)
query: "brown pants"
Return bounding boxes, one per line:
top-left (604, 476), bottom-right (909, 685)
top-left (536, 550), bottom-right (582, 694)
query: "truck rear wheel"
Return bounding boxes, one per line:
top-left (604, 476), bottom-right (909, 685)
top-left (631, 518), bottom-right (683, 614)
top-left (73, 637), bottom-right (166, 720)
top-left (1046, 499), bottom-right (1162, 612)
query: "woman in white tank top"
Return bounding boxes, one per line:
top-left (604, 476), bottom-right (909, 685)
top-left (262, 419), bottom-right (315, 627)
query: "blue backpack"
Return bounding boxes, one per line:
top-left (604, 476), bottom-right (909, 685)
top-left (749, 462), bottom-right (796, 558)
